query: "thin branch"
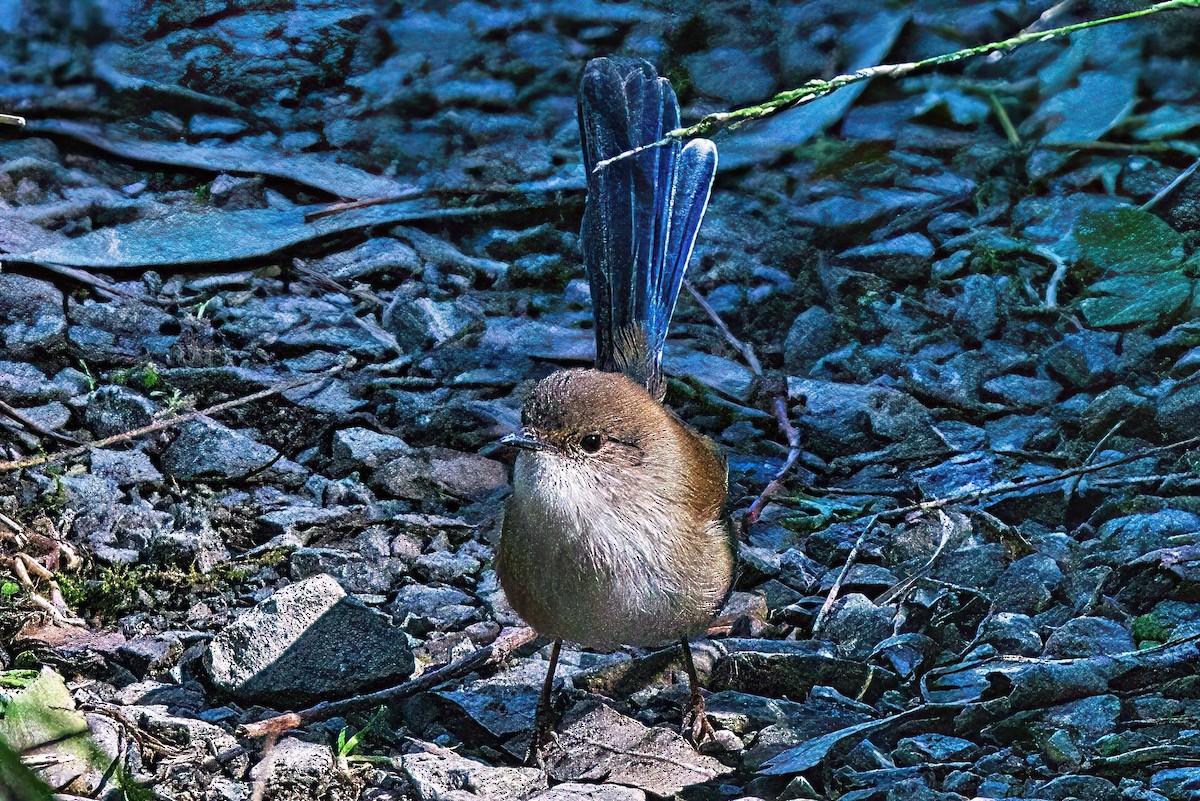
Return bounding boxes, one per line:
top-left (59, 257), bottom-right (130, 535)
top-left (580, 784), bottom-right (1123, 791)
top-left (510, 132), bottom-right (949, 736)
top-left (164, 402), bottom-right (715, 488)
top-left (684, 281), bottom-right (761, 375)
top-left (238, 626), bottom-right (539, 739)
top-left (682, 281), bottom-right (802, 524)
top-left (1064, 420), bottom-right (1123, 505)
top-left (593, 0), bottom-right (1200, 171)
top-left (1140, 154), bottom-right (1200, 212)
top-left (832, 435), bottom-right (1200, 526)
top-left (0, 113), bottom-right (24, 126)
top-left (812, 515), bottom-right (880, 636)
top-left (0, 360), bottom-right (352, 473)
top-left (0, 399), bottom-right (81, 445)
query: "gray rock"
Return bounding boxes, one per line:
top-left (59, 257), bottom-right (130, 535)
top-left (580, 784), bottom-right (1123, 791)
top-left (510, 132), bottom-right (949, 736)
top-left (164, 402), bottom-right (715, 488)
top-left (414, 548), bottom-right (483, 583)
top-left (62, 474), bottom-right (173, 564)
top-left (290, 548), bottom-right (408, 595)
top-left (89, 448), bottom-right (162, 486)
top-left (372, 448), bottom-right (507, 503)
top-left (330, 427), bottom-right (412, 473)
top-left (953, 273), bottom-right (1001, 344)
top-left (433, 78), bottom-right (517, 108)
top-left (1151, 767), bottom-right (1200, 800)
top-left (981, 374), bottom-right (1062, 407)
top-left (248, 738), bottom-right (345, 800)
top-left (1157, 383), bottom-right (1200, 441)
top-left (685, 47), bottom-right (774, 104)
top-left (663, 348), bottom-right (754, 400)
top-left (1034, 775), bottom-right (1119, 801)
top-left (161, 418), bottom-right (280, 482)
top-left (1042, 694), bottom-right (1120, 740)
top-left (0, 274), bottom-right (65, 355)
top-left (893, 734), bottom-right (978, 766)
top-left (1097, 510), bottom-right (1200, 561)
top-left (432, 658), bottom-right (544, 743)
top-left (203, 574), bottom-right (414, 704)
top-left (258, 506), bottom-right (353, 548)
top-left (383, 294), bottom-right (484, 354)
top-left (209, 173), bottom-right (266, 209)
top-left (188, 114), bottom-right (249, 137)
top-left (401, 747), bottom-right (546, 801)
top-left (390, 584), bottom-right (478, 632)
top-left (842, 233), bottom-right (935, 281)
top-left (784, 306), bottom-right (836, 375)
top-left (85, 386), bottom-right (160, 439)
top-left (1082, 384), bottom-right (1152, 437)
top-left (787, 377), bottom-right (935, 457)
top-left (0, 360), bottom-right (60, 403)
top-left (529, 783), bottom-right (645, 801)
top-left (543, 701), bottom-right (731, 797)
top-left (978, 613), bottom-right (1042, 656)
top-left (819, 593), bottom-right (894, 660)
top-left (1043, 617), bottom-right (1134, 658)
top-left (991, 554), bottom-right (1063, 615)
top-left (711, 640), bottom-right (896, 702)
top-left (1043, 331), bottom-right (1118, 389)
top-left (311, 237), bottom-right (421, 282)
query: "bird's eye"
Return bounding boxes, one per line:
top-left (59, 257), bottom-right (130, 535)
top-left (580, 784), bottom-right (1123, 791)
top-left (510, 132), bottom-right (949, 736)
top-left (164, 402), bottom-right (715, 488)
top-left (580, 433), bottom-right (603, 453)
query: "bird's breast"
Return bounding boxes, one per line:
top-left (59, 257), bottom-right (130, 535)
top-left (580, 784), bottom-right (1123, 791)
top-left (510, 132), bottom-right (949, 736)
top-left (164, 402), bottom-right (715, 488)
top-left (500, 452), bottom-right (725, 647)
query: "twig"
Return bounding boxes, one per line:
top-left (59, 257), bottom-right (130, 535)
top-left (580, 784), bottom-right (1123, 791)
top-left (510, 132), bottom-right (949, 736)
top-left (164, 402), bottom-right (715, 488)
top-left (593, 0), bottom-right (1200, 171)
top-left (0, 399), bottom-right (81, 445)
top-left (875, 510), bottom-right (956, 605)
top-left (987, 92), bottom-right (1021, 146)
top-left (1064, 420), bottom-right (1123, 506)
top-left (0, 113), bottom-right (24, 126)
top-left (682, 281), bottom-right (802, 524)
top-left (1140, 154), bottom-right (1200, 212)
top-left (812, 515), bottom-right (880, 636)
top-left (238, 626), bottom-right (539, 739)
top-left (684, 281), bottom-right (761, 375)
top-left (837, 435), bottom-right (1200, 526)
top-left (0, 360), bottom-right (352, 473)
top-left (1042, 247), bottom-right (1070, 310)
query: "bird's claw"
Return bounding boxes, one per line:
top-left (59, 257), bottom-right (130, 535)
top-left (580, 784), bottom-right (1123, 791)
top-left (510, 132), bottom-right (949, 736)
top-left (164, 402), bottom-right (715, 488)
top-left (682, 691), bottom-right (717, 747)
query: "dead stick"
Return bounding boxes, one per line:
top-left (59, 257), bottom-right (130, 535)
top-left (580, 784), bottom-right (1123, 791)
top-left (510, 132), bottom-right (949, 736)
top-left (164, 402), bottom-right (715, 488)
top-left (239, 626), bottom-right (539, 739)
top-left (824, 434), bottom-right (1200, 527)
top-left (683, 281), bottom-right (802, 524)
top-left (812, 515), bottom-right (880, 636)
top-left (0, 398), bottom-right (81, 445)
top-left (0, 361), bottom-right (351, 473)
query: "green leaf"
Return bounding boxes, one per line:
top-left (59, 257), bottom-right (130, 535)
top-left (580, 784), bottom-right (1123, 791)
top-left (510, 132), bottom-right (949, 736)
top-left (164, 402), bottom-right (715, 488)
top-left (1076, 207), bottom-right (1185, 275)
top-left (1080, 273), bottom-right (1194, 327)
top-left (0, 582), bottom-right (19, 597)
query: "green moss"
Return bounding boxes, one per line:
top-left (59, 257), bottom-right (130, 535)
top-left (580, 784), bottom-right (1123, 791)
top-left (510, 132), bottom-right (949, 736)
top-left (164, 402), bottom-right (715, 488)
top-left (56, 549), bottom-right (290, 623)
top-left (1132, 613), bottom-right (1172, 645)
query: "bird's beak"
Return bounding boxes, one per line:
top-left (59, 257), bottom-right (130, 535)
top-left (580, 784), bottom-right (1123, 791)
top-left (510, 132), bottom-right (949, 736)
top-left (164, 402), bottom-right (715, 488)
top-left (500, 430), bottom-right (551, 452)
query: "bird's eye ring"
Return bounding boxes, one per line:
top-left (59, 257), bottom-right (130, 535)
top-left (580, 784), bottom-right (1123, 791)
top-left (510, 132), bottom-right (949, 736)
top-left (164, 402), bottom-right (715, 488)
top-left (580, 433), bottom-right (603, 453)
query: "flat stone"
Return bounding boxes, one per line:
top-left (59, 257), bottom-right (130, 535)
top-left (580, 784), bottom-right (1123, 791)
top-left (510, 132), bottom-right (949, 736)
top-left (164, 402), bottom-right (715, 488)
top-left (543, 701), bottom-right (731, 798)
top-left (401, 748), bottom-right (546, 801)
top-left (0, 273), bottom-right (65, 355)
top-left (161, 418), bottom-right (280, 482)
top-left (529, 783), bottom-right (645, 801)
top-left (203, 574), bottom-right (414, 704)
top-left (89, 447), bottom-right (162, 485)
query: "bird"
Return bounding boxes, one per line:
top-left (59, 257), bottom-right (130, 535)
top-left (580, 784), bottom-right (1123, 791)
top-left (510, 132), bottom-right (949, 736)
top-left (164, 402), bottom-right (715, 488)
top-left (495, 56), bottom-right (734, 762)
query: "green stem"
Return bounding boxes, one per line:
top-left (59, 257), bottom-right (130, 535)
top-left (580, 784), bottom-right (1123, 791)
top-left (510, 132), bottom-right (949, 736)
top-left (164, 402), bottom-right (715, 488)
top-left (593, 0), bottom-right (1200, 171)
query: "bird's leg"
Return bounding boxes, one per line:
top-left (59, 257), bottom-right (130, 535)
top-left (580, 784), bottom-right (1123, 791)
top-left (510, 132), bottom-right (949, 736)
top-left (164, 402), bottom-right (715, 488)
top-left (525, 638), bottom-right (562, 767)
top-left (680, 637), bottom-right (716, 745)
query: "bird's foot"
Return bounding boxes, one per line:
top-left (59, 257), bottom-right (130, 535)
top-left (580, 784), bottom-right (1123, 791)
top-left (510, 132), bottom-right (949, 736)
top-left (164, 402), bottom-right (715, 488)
top-left (524, 710), bottom-right (560, 767)
top-left (682, 691), bottom-right (717, 747)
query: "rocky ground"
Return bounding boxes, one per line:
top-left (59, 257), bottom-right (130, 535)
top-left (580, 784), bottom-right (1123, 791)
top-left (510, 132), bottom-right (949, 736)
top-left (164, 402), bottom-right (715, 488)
top-left (2, 0), bottom-right (1200, 799)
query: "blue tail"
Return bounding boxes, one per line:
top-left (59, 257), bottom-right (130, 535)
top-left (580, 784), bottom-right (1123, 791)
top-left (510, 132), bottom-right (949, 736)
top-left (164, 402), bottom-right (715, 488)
top-left (578, 57), bottom-right (717, 401)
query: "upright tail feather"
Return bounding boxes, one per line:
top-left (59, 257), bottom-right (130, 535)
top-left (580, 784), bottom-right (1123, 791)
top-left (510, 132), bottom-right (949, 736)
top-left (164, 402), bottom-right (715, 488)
top-left (578, 57), bottom-right (717, 401)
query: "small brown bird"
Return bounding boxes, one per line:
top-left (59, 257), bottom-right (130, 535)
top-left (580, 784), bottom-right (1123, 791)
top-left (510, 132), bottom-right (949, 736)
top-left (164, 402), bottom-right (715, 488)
top-left (496, 57), bottom-right (734, 760)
